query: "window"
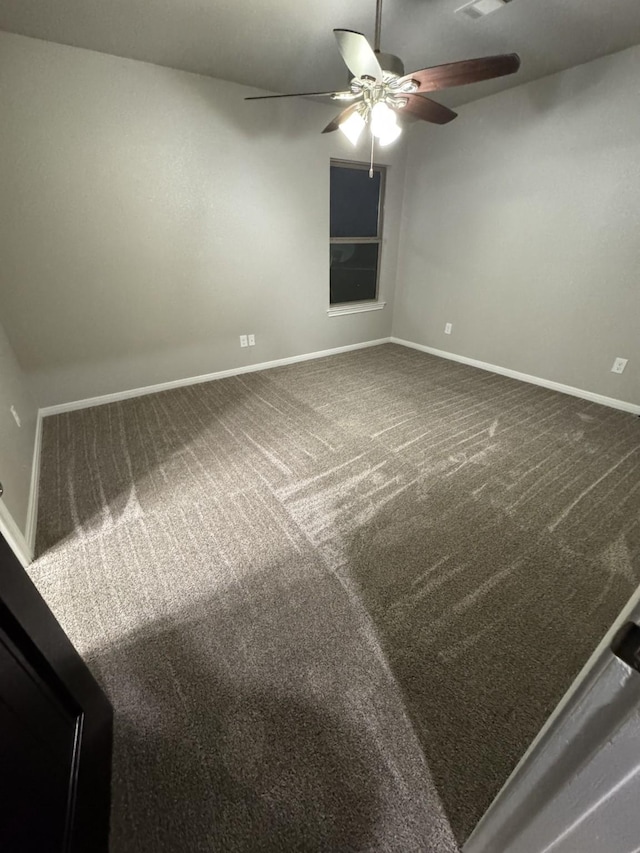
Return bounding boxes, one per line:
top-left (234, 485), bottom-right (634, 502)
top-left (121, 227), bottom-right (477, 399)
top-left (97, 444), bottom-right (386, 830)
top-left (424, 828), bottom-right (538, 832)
top-left (329, 161), bottom-right (386, 314)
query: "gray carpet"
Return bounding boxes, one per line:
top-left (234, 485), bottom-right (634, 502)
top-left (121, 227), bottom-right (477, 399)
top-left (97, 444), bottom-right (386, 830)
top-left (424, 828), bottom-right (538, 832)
top-left (31, 344), bottom-right (640, 848)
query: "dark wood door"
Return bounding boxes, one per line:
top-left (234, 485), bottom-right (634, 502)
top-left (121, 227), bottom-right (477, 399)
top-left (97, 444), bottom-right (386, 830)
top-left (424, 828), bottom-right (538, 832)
top-left (0, 534), bottom-right (113, 851)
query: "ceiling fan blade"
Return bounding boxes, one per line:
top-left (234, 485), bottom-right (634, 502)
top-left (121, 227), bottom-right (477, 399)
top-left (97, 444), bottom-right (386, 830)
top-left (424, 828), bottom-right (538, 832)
top-left (397, 94), bottom-right (457, 125)
top-left (398, 53), bottom-right (521, 93)
top-left (334, 29), bottom-right (382, 80)
top-left (245, 90), bottom-right (354, 101)
top-left (321, 103), bottom-right (361, 134)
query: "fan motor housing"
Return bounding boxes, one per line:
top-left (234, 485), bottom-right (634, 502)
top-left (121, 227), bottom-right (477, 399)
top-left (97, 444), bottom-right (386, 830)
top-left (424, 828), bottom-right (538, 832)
top-left (375, 51), bottom-right (405, 77)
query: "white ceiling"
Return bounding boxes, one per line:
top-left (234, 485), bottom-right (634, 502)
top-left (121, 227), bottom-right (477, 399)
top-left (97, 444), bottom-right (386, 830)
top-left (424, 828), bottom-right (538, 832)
top-left (2, 0), bottom-right (640, 107)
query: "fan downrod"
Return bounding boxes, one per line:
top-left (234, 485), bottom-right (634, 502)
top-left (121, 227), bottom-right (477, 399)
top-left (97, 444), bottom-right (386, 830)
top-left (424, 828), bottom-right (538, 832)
top-left (372, 0), bottom-right (404, 77)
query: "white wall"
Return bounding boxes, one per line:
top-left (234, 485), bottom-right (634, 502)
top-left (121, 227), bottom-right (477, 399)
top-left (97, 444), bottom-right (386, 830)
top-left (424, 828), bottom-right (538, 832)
top-left (393, 45), bottom-right (640, 406)
top-left (3, 32), bottom-right (638, 413)
top-left (0, 32), bottom-right (407, 407)
top-left (0, 318), bottom-right (38, 541)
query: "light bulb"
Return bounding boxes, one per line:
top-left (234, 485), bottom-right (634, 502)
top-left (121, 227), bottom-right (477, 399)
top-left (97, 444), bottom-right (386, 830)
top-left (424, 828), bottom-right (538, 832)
top-left (370, 102), bottom-right (397, 139)
top-left (338, 110), bottom-right (366, 146)
top-left (378, 122), bottom-right (402, 146)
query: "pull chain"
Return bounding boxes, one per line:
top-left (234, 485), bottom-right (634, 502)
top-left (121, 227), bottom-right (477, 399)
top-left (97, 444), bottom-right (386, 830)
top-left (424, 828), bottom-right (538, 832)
top-left (369, 132), bottom-right (375, 178)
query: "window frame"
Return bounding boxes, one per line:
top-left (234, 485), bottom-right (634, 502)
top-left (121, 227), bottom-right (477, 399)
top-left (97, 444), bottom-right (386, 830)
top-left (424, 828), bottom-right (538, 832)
top-left (328, 160), bottom-right (387, 316)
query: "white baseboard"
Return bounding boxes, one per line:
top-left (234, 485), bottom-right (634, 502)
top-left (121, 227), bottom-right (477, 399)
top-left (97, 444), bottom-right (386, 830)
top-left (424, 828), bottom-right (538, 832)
top-left (391, 337), bottom-right (640, 416)
top-left (39, 338), bottom-right (392, 417)
top-left (0, 500), bottom-right (33, 568)
top-left (25, 411), bottom-right (43, 554)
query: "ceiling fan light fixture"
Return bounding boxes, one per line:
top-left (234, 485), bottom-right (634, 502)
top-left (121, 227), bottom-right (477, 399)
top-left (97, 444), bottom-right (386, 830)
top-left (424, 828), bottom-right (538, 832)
top-left (245, 1), bottom-right (520, 167)
top-left (338, 109), bottom-right (366, 146)
top-left (377, 121), bottom-right (402, 147)
top-left (370, 102), bottom-right (398, 140)
top-left (390, 79), bottom-right (419, 94)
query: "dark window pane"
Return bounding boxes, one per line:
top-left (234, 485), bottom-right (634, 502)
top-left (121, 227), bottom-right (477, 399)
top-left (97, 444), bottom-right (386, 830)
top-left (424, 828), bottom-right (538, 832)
top-left (330, 243), bottom-right (379, 304)
top-left (330, 166), bottom-right (381, 238)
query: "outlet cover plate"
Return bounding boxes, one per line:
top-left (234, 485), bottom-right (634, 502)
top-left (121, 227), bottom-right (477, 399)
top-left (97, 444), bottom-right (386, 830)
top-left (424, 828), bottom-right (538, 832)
top-left (444, 323), bottom-right (452, 335)
top-left (611, 357), bottom-right (628, 374)
top-left (240, 335), bottom-right (248, 348)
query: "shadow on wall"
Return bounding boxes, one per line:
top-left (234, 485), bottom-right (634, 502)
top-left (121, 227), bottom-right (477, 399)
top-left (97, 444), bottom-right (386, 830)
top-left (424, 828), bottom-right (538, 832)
top-left (340, 441), bottom-right (640, 843)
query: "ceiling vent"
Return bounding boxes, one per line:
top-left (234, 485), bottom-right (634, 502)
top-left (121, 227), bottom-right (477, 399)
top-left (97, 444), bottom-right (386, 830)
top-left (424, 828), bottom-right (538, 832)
top-left (456, 0), bottom-right (509, 19)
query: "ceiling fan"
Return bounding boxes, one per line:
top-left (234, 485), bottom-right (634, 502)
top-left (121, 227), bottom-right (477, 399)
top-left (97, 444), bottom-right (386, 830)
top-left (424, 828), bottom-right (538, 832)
top-left (246, 0), bottom-right (520, 170)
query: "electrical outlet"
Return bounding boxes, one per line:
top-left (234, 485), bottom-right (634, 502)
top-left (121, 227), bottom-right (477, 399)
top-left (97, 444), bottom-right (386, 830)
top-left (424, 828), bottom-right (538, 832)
top-left (611, 357), bottom-right (628, 374)
top-left (239, 335), bottom-right (248, 348)
top-left (444, 323), bottom-right (452, 335)
top-left (248, 334), bottom-right (255, 347)
top-left (10, 405), bottom-right (21, 427)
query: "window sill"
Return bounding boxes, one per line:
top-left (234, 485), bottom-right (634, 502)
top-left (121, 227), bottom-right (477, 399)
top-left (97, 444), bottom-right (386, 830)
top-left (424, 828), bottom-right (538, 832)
top-left (327, 301), bottom-right (386, 317)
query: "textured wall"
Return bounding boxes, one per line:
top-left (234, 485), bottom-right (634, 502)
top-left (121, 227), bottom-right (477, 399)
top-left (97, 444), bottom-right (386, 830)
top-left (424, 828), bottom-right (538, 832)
top-left (0, 319), bottom-right (38, 537)
top-left (0, 32), bottom-right (406, 407)
top-left (393, 44), bottom-right (640, 406)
